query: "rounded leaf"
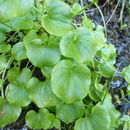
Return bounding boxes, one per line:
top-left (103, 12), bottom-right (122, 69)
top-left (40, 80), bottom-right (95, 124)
top-left (98, 62), bottom-right (115, 78)
top-left (0, 0), bottom-right (34, 22)
top-left (60, 28), bottom-right (97, 63)
top-left (56, 101), bottom-right (84, 123)
top-left (24, 30), bottom-right (61, 68)
top-left (51, 60), bottom-right (91, 103)
top-left (12, 42), bottom-right (27, 61)
top-left (0, 43), bottom-right (11, 53)
top-left (26, 78), bottom-right (58, 108)
top-left (101, 94), bottom-right (120, 127)
top-left (0, 97), bottom-right (21, 128)
top-left (42, 0), bottom-right (73, 36)
top-left (74, 105), bottom-right (111, 130)
top-left (6, 83), bottom-right (31, 107)
top-left (26, 108), bottom-right (55, 129)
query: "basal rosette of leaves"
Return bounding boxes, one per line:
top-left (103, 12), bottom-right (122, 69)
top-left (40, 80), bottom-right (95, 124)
top-left (0, 0), bottom-right (129, 129)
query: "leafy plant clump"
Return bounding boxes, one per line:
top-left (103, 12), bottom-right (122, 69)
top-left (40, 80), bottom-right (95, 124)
top-left (0, 0), bottom-right (130, 129)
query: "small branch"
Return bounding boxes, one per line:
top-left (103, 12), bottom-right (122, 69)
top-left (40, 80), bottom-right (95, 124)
top-left (85, 0), bottom-right (110, 13)
top-left (106, 0), bottom-right (120, 24)
top-left (74, 0), bottom-right (98, 17)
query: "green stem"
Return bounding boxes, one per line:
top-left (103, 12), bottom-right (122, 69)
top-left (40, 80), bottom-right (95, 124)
top-left (119, 0), bottom-right (126, 28)
top-left (33, 6), bottom-right (43, 15)
top-left (1, 58), bottom-right (13, 98)
top-left (74, 0), bottom-right (98, 17)
top-left (80, 0), bottom-right (86, 18)
top-left (94, 3), bottom-right (107, 38)
top-left (101, 61), bottom-right (123, 104)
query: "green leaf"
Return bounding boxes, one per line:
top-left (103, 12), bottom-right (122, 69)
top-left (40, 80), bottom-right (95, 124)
top-left (0, 55), bottom-right (7, 72)
top-left (0, 43), bottom-right (11, 53)
top-left (82, 16), bottom-right (94, 30)
top-left (6, 68), bottom-right (32, 107)
top-left (9, 14), bottom-right (34, 31)
top-left (52, 118), bottom-right (61, 129)
top-left (24, 30), bottom-right (61, 68)
top-left (74, 105), bottom-right (111, 130)
top-left (93, 25), bottom-right (106, 50)
top-left (100, 44), bottom-right (116, 65)
top-left (0, 23), bottom-right (11, 32)
top-left (6, 83), bottom-right (31, 107)
top-left (26, 108), bottom-right (55, 129)
top-left (0, 32), bottom-right (6, 43)
top-left (11, 42), bottom-right (27, 61)
top-left (51, 60), bottom-right (91, 103)
top-left (0, 0), bottom-right (34, 22)
top-left (60, 28), bottom-right (99, 63)
top-left (98, 62), bottom-right (115, 78)
top-left (122, 65), bottom-right (130, 84)
top-left (101, 94), bottom-right (120, 127)
top-left (7, 67), bottom-right (19, 82)
top-left (0, 97), bottom-right (21, 128)
top-left (26, 78), bottom-right (59, 108)
top-left (56, 101), bottom-right (84, 123)
top-left (72, 3), bottom-right (82, 15)
top-left (89, 84), bottom-right (103, 101)
top-left (42, 0), bottom-right (73, 36)
top-left (0, 79), bottom-right (3, 88)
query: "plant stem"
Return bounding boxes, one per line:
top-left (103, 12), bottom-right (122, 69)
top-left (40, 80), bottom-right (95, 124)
top-left (80, 0), bottom-right (86, 18)
top-left (94, 3), bottom-right (107, 38)
top-left (33, 6), bottom-right (43, 15)
top-left (101, 61), bottom-right (123, 104)
top-left (119, 0), bottom-right (126, 28)
top-left (74, 0), bottom-right (98, 17)
top-left (1, 58), bottom-right (13, 98)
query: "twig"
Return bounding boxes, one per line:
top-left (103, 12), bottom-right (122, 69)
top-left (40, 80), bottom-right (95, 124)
top-left (106, 0), bottom-right (120, 24)
top-left (86, 0), bottom-right (110, 13)
top-left (74, 0), bottom-right (98, 17)
top-left (94, 3), bottom-right (107, 37)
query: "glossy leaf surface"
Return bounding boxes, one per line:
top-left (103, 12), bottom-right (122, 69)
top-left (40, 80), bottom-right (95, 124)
top-left (51, 60), bottom-right (91, 103)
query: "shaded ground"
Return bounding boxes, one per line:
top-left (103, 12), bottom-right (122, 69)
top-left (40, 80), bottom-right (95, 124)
top-left (1, 0), bottom-right (130, 129)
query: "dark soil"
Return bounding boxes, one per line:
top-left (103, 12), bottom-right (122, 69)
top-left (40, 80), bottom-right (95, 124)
top-left (1, 0), bottom-right (130, 129)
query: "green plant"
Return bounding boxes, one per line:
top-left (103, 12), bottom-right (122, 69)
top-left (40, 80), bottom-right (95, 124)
top-left (0, 0), bottom-right (130, 129)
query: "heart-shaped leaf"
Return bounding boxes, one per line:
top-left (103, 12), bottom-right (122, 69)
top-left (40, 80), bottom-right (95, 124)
top-left (6, 68), bottom-right (32, 107)
top-left (26, 108), bottom-right (55, 129)
top-left (101, 94), bottom-right (120, 127)
top-left (0, 43), bottom-right (11, 53)
top-left (42, 0), bottom-right (73, 36)
top-left (11, 42), bottom-right (27, 61)
top-left (98, 62), bottom-right (115, 78)
top-left (74, 105), bottom-right (111, 130)
top-left (0, 0), bottom-right (34, 22)
top-left (6, 83), bottom-right (31, 107)
top-left (60, 28), bottom-right (98, 63)
top-left (9, 14), bottom-right (34, 31)
top-left (0, 97), bottom-right (21, 128)
top-left (24, 30), bottom-right (61, 68)
top-left (51, 60), bottom-right (91, 103)
top-left (26, 77), bottom-right (59, 108)
top-left (100, 44), bottom-right (116, 65)
top-left (56, 101), bottom-right (84, 124)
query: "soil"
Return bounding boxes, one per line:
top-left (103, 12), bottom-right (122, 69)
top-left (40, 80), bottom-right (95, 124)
top-left (1, 0), bottom-right (130, 129)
